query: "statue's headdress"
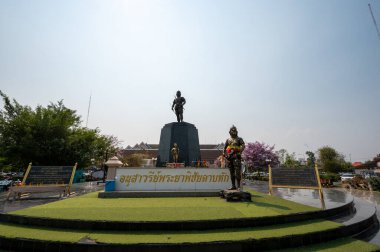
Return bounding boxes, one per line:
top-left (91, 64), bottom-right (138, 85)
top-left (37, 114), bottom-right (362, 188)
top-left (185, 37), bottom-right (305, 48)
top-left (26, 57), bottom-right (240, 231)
top-left (229, 125), bottom-right (238, 137)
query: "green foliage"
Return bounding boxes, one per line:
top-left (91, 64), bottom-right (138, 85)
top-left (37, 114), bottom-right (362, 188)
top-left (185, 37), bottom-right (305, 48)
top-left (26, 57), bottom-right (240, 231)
top-left (0, 91), bottom-right (119, 169)
top-left (323, 160), bottom-right (342, 173)
top-left (283, 152), bottom-right (302, 168)
top-left (276, 149), bottom-right (287, 165)
top-left (276, 149), bottom-right (306, 168)
top-left (318, 146), bottom-right (347, 173)
top-left (305, 151), bottom-right (315, 167)
top-left (340, 161), bottom-right (353, 172)
top-left (123, 153), bottom-right (149, 167)
top-left (319, 172), bottom-right (340, 181)
top-left (369, 178), bottom-right (380, 191)
top-left (318, 146), bottom-right (339, 162)
top-left (0, 156), bottom-right (12, 171)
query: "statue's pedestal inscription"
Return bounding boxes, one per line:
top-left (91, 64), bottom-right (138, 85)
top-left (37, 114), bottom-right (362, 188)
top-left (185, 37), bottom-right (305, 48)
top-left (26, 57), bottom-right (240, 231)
top-left (114, 168), bottom-right (230, 191)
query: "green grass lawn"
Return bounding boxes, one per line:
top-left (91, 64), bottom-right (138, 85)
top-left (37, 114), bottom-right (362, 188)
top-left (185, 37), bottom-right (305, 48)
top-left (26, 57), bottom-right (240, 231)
top-left (10, 189), bottom-right (318, 221)
top-left (0, 219), bottom-right (340, 244)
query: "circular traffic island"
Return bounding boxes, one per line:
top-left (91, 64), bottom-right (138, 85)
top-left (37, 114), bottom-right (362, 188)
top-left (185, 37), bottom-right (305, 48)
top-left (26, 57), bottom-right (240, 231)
top-left (0, 189), bottom-right (378, 251)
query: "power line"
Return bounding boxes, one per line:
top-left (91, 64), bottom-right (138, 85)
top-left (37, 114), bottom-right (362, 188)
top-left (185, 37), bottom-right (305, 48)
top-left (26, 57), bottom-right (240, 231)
top-left (368, 3), bottom-right (380, 41)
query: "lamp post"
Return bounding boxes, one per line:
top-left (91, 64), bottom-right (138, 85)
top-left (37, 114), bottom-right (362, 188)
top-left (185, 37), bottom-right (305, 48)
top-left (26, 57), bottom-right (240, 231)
top-left (102, 149), bottom-right (108, 183)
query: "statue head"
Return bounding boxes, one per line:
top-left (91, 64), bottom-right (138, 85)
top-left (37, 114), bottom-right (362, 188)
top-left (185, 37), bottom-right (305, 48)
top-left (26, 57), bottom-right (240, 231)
top-left (173, 143), bottom-right (178, 148)
top-left (229, 125), bottom-right (238, 138)
top-left (176, 90), bottom-right (181, 97)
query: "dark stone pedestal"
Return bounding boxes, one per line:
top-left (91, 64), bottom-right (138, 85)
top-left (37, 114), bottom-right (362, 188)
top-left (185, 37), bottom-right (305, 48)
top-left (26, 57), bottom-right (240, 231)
top-left (157, 122), bottom-right (201, 167)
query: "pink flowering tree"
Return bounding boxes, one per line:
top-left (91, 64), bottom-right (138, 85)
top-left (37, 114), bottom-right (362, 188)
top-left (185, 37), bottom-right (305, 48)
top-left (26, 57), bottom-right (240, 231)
top-left (242, 141), bottom-right (279, 172)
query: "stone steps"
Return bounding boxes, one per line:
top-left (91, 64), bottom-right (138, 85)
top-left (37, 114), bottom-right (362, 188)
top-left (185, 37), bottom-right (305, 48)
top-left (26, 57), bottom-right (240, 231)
top-left (0, 189), bottom-right (378, 251)
top-left (0, 199), bottom-right (354, 231)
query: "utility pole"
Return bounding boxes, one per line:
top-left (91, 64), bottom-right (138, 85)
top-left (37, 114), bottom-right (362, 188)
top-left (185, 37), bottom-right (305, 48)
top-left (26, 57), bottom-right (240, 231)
top-left (86, 93), bottom-right (92, 128)
top-left (368, 3), bottom-right (380, 42)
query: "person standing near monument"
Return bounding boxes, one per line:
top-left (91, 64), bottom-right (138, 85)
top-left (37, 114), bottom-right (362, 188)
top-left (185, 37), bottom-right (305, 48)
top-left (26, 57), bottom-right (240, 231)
top-left (171, 90), bottom-right (186, 123)
top-left (224, 125), bottom-right (245, 190)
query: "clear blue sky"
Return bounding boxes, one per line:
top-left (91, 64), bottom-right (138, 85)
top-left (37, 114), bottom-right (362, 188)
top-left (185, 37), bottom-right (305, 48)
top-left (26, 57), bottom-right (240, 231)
top-left (1, 0), bottom-right (379, 162)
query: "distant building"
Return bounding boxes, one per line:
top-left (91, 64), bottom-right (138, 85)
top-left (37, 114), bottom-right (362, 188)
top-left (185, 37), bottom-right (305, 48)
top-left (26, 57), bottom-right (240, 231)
top-left (353, 155), bottom-right (380, 175)
top-left (352, 162), bottom-right (363, 167)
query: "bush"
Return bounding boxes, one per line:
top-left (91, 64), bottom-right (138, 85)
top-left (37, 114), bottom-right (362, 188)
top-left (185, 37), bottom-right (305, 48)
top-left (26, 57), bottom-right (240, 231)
top-left (369, 178), bottom-right (380, 191)
top-left (343, 175), bottom-right (370, 190)
top-left (319, 172), bottom-right (340, 187)
top-left (124, 154), bottom-right (149, 167)
top-left (249, 176), bottom-right (269, 181)
top-left (320, 172), bottom-right (340, 181)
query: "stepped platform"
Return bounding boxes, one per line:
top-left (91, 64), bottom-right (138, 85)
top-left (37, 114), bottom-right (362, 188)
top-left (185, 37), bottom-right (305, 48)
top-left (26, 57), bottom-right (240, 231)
top-left (0, 188), bottom-right (378, 251)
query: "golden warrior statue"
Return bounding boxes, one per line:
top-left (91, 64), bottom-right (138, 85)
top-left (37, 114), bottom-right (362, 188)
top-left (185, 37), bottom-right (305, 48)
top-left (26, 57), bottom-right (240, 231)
top-left (171, 90), bottom-right (186, 123)
top-left (171, 143), bottom-right (179, 163)
top-left (224, 125), bottom-right (245, 190)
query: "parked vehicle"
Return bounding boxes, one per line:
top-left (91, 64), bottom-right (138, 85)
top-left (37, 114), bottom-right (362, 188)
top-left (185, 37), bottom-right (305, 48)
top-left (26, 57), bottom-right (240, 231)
top-left (91, 170), bottom-right (104, 180)
top-left (341, 173), bottom-right (355, 182)
top-left (0, 179), bottom-right (13, 192)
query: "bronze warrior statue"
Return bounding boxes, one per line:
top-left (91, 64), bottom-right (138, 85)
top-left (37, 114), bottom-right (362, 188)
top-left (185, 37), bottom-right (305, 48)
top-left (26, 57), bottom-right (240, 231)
top-left (224, 125), bottom-right (245, 190)
top-left (171, 90), bottom-right (186, 123)
top-left (171, 143), bottom-right (179, 163)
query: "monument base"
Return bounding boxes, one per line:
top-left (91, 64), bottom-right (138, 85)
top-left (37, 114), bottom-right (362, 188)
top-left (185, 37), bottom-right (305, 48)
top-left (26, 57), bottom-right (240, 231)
top-left (166, 163), bottom-right (185, 168)
top-left (98, 190), bottom-right (220, 198)
top-left (220, 189), bottom-right (252, 202)
top-left (157, 122), bottom-right (201, 167)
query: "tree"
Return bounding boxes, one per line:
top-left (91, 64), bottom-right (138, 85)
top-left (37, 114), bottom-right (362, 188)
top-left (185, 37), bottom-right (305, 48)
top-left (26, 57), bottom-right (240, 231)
top-left (123, 153), bottom-right (149, 167)
top-left (66, 128), bottom-right (119, 167)
top-left (358, 154), bottom-right (380, 170)
top-left (283, 152), bottom-right (302, 168)
top-left (276, 149), bottom-right (287, 165)
top-left (0, 156), bottom-right (12, 172)
top-left (318, 146), bottom-right (338, 162)
top-left (305, 151), bottom-right (316, 167)
top-left (242, 141), bottom-right (279, 172)
top-left (318, 146), bottom-right (345, 173)
top-left (0, 91), bottom-right (119, 169)
top-left (275, 149), bottom-right (304, 168)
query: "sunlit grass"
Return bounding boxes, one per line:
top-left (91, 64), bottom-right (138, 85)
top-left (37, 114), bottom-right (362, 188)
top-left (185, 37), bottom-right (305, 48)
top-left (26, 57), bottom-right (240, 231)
top-left (11, 189), bottom-right (318, 221)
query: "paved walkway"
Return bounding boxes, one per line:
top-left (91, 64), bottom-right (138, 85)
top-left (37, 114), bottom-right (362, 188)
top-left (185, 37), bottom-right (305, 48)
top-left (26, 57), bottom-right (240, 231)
top-left (245, 180), bottom-right (351, 209)
top-left (0, 181), bottom-right (103, 213)
top-left (245, 180), bottom-right (380, 246)
top-left (339, 187), bottom-right (380, 245)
